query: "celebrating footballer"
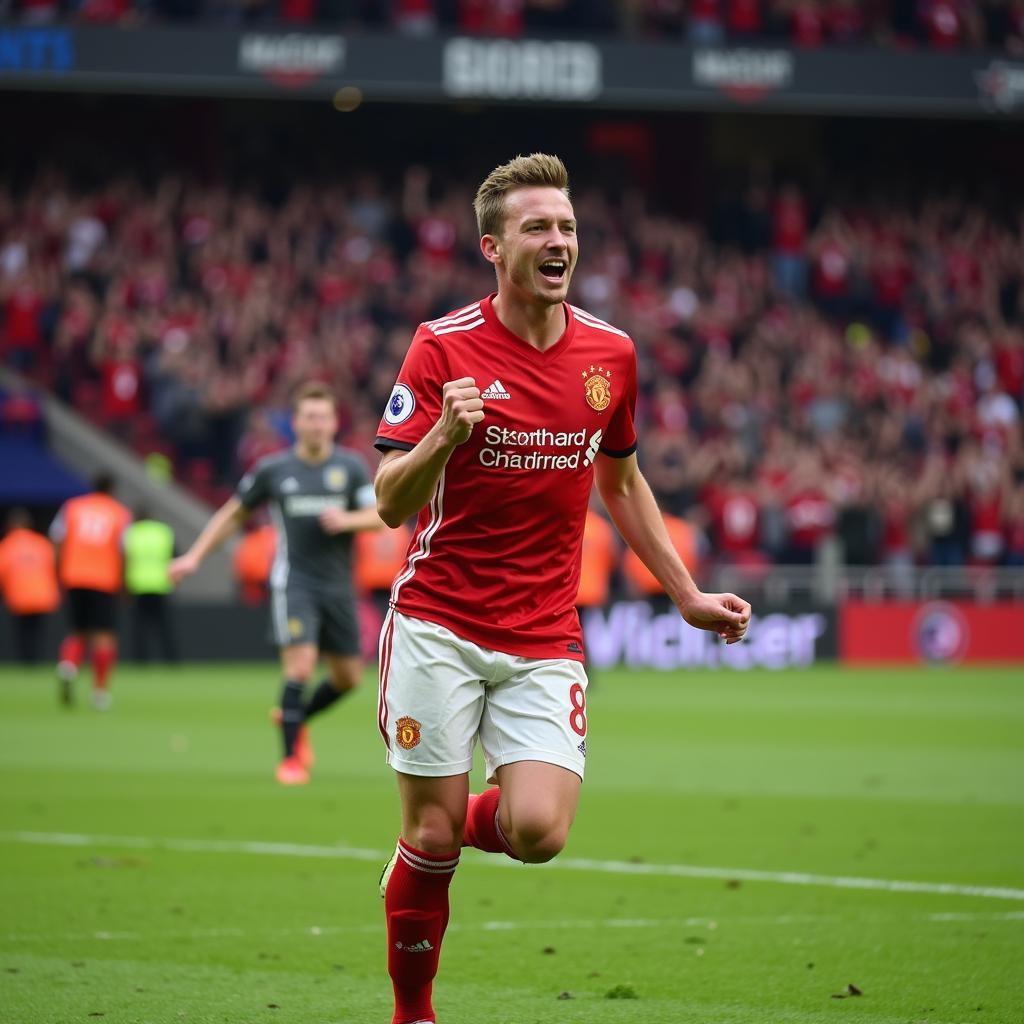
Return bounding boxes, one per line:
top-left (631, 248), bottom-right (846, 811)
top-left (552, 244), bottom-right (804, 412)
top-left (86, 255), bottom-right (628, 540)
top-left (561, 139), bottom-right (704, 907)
top-left (373, 153), bottom-right (752, 1024)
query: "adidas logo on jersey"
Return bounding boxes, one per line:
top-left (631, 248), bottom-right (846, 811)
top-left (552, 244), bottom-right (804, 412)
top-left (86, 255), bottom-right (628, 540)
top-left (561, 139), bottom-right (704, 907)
top-left (395, 939), bottom-right (434, 953)
top-left (481, 379), bottom-right (511, 400)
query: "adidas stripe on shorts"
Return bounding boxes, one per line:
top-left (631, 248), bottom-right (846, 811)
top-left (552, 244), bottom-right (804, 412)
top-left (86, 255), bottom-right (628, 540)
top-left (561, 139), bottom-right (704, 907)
top-left (377, 611), bottom-right (589, 782)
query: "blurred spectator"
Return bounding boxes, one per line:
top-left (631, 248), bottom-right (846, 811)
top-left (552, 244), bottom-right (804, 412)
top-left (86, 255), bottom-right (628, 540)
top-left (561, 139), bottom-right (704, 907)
top-left (3, 163), bottom-right (1023, 575)
top-left (1, 270), bottom-right (47, 373)
top-left (781, 451), bottom-right (836, 563)
top-left (1005, 482), bottom-right (1024, 564)
top-left (726, 0), bottom-right (763, 36)
top-left (3, 0), bottom-right (1024, 51)
top-left (772, 184), bottom-right (809, 298)
top-left (791, 0), bottom-right (825, 46)
top-left (458, 0), bottom-right (525, 34)
top-left (688, 0), bottom-right (726, 42)
top-left (703, 466), bottom-right (766, 568)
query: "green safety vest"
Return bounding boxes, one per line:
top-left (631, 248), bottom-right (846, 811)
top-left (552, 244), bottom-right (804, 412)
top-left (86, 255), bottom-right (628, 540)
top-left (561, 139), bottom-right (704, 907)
top-left (124, 520), bottom-right (174, 595)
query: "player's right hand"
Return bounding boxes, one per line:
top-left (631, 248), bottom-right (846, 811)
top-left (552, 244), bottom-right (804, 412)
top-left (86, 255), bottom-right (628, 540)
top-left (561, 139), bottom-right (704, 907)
top-left (438, 377), bottom-right (484, 446)
top-left (168, 552), bottom-right (199, 586)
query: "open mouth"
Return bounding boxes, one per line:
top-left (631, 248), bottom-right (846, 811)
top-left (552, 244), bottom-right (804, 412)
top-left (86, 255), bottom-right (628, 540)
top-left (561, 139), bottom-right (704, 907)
top-left (538, 258), bottom-right (567, 283)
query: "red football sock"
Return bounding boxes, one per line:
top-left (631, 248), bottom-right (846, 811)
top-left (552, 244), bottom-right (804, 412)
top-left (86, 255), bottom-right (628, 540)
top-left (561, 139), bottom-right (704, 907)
top-left (385, 838), bottom-right (459, 1024)
top-left (58, 636), bottom-right (85, 674)
top-left (92, 646), bottom-right (116, 691)
top-left (463, 788), bottom-right (517, 859)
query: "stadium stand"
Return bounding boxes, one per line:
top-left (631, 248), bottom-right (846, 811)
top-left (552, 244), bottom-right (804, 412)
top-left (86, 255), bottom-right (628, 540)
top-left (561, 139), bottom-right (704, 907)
top-left (4, 0), bottom-right (1024, 54)
top-left (1, 162), bottom-right (1021, 571)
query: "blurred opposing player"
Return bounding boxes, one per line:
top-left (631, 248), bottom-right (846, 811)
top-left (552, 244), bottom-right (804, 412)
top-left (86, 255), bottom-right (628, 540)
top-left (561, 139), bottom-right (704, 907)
top-left (373, 153), bottom-right (751, 1024)
top-left (169, 382), bottom-right (383, 785)
top-left (50, 474), bottom-right (132, 710)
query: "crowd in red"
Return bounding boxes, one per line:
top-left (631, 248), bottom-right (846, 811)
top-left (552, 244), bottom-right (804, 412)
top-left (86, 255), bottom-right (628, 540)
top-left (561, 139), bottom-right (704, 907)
top-left (5, 0), bottom-right (1024, 54)
top-left (1, 166), bottom-right (1022, 569)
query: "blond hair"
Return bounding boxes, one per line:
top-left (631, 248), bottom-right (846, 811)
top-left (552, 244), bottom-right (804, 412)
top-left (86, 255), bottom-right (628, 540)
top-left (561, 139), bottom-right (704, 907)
top-left (474, 153), bottom-right (570, 238)
top-left (292, 381), bottom-right (336, 412)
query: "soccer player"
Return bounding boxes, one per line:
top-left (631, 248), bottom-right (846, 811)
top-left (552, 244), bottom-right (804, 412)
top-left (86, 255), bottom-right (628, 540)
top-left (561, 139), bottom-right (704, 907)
top-left (50, 474), bottom-right (132, 710)
top-left (169, 382), bottom-right (383, 785)
top-left (373, 153), bottom-right (751, 1024)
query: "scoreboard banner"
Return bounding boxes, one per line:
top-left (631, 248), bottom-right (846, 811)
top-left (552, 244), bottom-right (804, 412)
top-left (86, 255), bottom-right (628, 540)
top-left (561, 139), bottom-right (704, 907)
top-left (839, 601), bottom-right (1024, 666)
top-left (1, 25), bottom-right (1023, 117)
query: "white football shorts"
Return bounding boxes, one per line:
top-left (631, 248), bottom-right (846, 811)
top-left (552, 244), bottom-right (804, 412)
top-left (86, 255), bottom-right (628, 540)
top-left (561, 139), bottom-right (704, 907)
top-left (377, 610), bottom-right (589, 781)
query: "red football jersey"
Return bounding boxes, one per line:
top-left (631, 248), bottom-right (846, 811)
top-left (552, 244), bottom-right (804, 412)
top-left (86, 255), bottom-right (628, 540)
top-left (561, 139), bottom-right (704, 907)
top-left (375, 294), bottom-right (638, 661)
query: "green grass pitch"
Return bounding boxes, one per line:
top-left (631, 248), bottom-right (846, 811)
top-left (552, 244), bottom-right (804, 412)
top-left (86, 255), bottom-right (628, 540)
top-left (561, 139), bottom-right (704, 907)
top-left (1, 662), bottom-right (1022, 1024)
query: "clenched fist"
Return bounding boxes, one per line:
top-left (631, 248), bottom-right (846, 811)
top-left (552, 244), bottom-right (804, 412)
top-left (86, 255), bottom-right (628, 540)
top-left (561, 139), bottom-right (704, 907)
top-left (438, 377), bottom-right (484, 446)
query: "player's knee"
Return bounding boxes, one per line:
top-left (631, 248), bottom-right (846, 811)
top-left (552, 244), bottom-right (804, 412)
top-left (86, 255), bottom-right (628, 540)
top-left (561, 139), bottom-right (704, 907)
top-left (330, 668), bottom-right (360, 692)
top-left (284, 655), bottom-right (316, 682)
top-left (406, 809), bottom-right (465, 854)
top-left (510, 820), bottom-right (568, 864)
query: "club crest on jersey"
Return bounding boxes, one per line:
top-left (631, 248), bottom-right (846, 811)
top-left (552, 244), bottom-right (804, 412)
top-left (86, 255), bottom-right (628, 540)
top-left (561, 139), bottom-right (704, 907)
top-left (384, 383), bottom-right (415, 426)
top-left (324, 466), bottom-right (347, 492)
top-left (395, 716), bottom-right (422, 750)
top-left (581, 365), bottom-right (612, 411)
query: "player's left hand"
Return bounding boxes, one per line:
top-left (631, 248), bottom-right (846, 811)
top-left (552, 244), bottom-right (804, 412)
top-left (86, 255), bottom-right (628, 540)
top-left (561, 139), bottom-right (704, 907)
top-left (677, 591), bottom-right (751, 645)
top-left (319, 508), bottom-right (354, 535)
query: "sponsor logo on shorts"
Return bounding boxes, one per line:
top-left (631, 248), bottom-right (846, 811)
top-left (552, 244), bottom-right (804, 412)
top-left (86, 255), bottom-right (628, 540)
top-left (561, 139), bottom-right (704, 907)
top-left (581, 365), bottom-right (612, 411)
top-left (395, 715), bottom-right (422, 750)
top-left (577, 739), bottom-right (587, 757)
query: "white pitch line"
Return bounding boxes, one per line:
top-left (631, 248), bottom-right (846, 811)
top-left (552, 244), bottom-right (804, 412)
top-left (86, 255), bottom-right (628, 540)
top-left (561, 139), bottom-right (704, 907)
top-left (5, 912), bottom-right (1023, 947)
top-left (3, 830), bottom-right (1023, 903)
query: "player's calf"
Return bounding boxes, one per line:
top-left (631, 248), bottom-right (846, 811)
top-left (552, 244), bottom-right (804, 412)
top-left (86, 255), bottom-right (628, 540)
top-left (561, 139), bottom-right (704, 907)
top-left (463, 788), bottom-right (517, 859)
top-left (384, 838), bottom-right (459, 1024)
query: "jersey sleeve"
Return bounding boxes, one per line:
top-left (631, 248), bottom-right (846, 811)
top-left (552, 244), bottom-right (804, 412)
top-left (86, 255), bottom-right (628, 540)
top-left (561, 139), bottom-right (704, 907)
top-left (600, 342), bottom-right (639, 458)
top-left (347, 454), bottom-right (377, 510)
top-left (236, 459), bottom-right (273, 511)
top-left (375, 325), bottom-right (449, 453)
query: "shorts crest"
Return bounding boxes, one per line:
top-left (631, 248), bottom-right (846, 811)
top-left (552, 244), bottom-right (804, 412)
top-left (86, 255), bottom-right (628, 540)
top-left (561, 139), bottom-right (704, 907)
top-left (395, 715), bottom-right (422, 750)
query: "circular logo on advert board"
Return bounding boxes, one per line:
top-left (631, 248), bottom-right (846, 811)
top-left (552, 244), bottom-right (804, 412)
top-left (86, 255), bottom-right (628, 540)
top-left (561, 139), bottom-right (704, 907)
top-left (913, 602), bottom-right (969, 664)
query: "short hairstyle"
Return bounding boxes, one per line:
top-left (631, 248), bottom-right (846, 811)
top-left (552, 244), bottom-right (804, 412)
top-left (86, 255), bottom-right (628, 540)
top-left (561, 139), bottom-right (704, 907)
top-left (292, 381), bottom-right (336, 412)
top-left (474, 153), bottom-right (570, 238)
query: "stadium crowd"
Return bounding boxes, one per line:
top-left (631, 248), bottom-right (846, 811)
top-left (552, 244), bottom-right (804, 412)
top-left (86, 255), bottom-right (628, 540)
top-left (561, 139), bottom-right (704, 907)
top-left (4, 0), bottom-right (1024, 54)
top-left (1, 166), bottom-right (1023, 571)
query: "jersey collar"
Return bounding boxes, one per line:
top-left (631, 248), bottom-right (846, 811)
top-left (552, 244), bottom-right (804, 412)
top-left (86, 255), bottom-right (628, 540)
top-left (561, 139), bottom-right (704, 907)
top-left (480, 293), bottom-right (576, 363)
